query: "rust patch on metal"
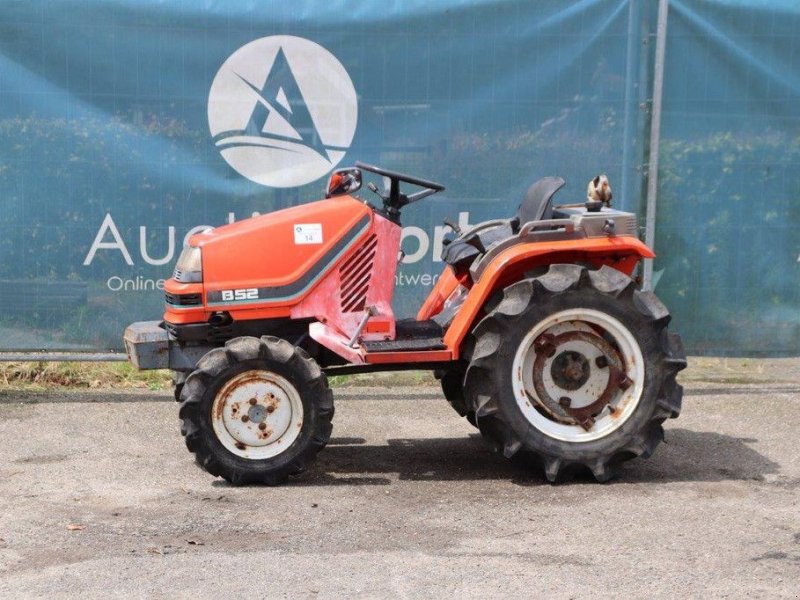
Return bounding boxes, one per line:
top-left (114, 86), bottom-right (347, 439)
top-left (533, 333), bottom-right (557, 358)
top-left (213, 371), bottom-right (278, 423)
top-left (216, 371), bottom-right (272, 420)
top-left (213, 397), bottom-right (226, 420)
top-left (530, 329), bottom-right (630, 429)
top-left (264, 393), bottom-right (279, 414)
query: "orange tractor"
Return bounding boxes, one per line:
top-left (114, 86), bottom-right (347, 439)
top-left (124, 163), bottom-right (686, 484)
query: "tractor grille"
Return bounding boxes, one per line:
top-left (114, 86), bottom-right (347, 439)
top-left (339, 234), bottom-right (377, 313)
top-left (165, 292), bottom-right (202, 307)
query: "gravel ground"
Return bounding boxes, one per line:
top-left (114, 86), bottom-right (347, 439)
top-left (0, 362), bottom-right (798, 599)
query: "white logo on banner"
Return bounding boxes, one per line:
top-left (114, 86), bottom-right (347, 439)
top-left (208, 36), bottom-right (358, 188)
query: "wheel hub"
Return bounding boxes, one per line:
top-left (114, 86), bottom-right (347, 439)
top-left (551, 350), bottom-right (590, 390)
top-left (531, 329), bottom-right (628, 430)
top-left (511, 309), bottom-right (645, 443)
top-left (211, 370), bottom-right (303, 459)
top-left (248, 403), bottom-right (267, 424)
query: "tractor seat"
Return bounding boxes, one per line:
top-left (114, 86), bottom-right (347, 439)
top-left (516, 176), bottom-right (565, 227)
top-left (441, 176), bottom-right (566, 271)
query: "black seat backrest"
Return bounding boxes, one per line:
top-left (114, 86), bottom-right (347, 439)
top-left (517, 176), bottom-right (566, 225)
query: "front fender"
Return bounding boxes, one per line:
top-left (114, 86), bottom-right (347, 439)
top-left (442, 236), bottom-right (654, 358)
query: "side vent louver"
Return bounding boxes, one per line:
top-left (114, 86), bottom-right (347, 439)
top-left (339, 234), bottom-right (377, 313)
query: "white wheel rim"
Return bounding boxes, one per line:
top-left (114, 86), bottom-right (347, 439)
top-left (511, 308), bottom-right (645, 442)
top-left (211, 370), bottom-right (304, 459)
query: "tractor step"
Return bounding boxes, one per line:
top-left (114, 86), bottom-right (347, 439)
top-left (363, 319), bottom-right (445, 352)
top-left (362, 337), bottom-right (447, 353)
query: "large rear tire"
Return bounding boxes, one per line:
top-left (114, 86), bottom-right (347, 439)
top-left (171, 370), bottom-right (186, 402)
top-left (464, 264), bottom-right (686, 482)
top-left (434, 364), bottom-right (477, 427)
top-left (178, 336), bottom-right (333, 485)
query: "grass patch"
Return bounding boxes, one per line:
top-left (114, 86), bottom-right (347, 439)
top-left (0, 362), bottom-right (439, 390)
top-left (328, 371), bottom-right (437, 388)
top-left (0, 361), bottom-right (171, 391)
top-left (678, 357), bottom-right (796, 385)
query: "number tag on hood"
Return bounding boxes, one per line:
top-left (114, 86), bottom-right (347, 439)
top-left (294, 224), bottom-right (323, 244)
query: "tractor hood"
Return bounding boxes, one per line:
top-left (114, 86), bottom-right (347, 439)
top-left (190, 195), bottom-right (373, 306)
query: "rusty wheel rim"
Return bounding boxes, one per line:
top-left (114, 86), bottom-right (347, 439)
top-left (211, 370), bottom-right (304, 459)
top-left (511, 308), bottom-right (644, 442)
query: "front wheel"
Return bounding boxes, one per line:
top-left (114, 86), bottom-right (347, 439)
top-left (178, 336), bottom-right (333, 485)
top-left (464, 264), bottom-right (686, 482)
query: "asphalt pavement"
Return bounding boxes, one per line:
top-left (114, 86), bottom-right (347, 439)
top-left (0, 375), bottom-right (798, 598)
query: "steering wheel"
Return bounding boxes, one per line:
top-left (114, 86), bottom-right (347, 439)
top-left (356, 162), bottom-right (445, 192)
top-left (355, 162), bottom-right (444, 222)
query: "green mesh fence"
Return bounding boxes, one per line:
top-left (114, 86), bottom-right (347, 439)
top-left (0, 0), bottom-right (795, 355)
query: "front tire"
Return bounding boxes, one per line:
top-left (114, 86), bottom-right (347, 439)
top-left (178, 336), bottom-right (333, 485)
top-left (464, 264), bottom-right (686, 482)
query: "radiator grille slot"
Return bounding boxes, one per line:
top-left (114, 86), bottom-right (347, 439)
top-left (165, 292), bottom-right (202, 306)
top-left (339, 234), bottom-right (377, 313)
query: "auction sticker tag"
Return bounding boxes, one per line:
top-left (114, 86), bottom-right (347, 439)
top-left (294, 223), bottom-right (323, 244)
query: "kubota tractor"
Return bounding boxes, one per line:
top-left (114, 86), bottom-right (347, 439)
top-left (124, 162), bottom-right (686, 484)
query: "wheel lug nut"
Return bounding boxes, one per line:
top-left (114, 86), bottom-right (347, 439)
top-left (241, 415), bottom-right (249, 423)
top-left (559, 396), bottom-right (572, 408)
top-left (595, 356), bottom-right (608, 368)
top-left (249, 398), bottom-right (258, 406)
top-left (258, 422), bottom-right (267, 431)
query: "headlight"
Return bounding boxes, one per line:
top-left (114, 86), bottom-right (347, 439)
top-left (173, 246), bottom-right (202, 283)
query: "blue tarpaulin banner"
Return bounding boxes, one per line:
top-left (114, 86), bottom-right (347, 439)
top-left (0, 0), bottom-right (796, 355)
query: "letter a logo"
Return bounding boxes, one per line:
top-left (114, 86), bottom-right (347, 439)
top-left (208, 36), bottom-right (358, 188)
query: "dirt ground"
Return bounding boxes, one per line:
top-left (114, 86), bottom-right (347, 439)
top-left (0, 358), bottom-right (798, 598)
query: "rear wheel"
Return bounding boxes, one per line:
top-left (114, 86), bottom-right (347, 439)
top-left (178, 336), bottom-right (333, 485)
top-left (171, 371), bottom-right (186, 402)
top-left (435, 364), bottom-right (477, 427)
top-left (464, 264), bottom-right (686, 482)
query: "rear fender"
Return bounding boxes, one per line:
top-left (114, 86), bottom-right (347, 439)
top-left (442, 236), bottom-right (654, 358)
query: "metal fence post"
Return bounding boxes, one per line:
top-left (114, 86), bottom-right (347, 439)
top-left (643, 0), bottom-right (669, 290)
top-left (620, 0), bottom-right (641, 213)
